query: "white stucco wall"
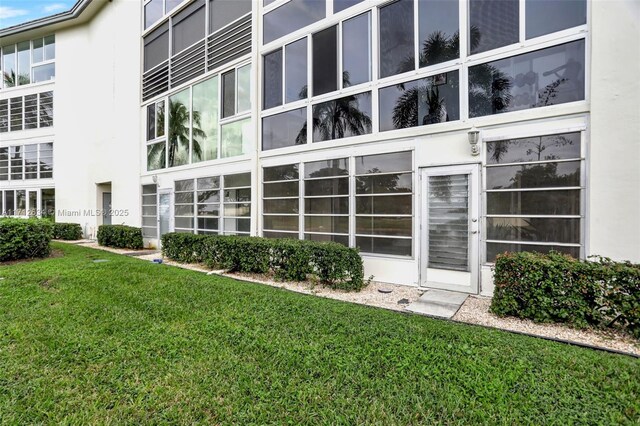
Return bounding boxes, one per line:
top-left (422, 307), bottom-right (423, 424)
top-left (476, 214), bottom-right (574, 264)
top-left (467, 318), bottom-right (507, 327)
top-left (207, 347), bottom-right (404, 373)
top-left (54, 0), bottom-right (141, 235)
top-left (588, 0), bottom-right (640, 263)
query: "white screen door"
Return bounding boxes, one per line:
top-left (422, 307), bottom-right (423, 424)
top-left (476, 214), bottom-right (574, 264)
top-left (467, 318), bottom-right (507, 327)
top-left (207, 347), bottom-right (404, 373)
top-left (421, 164), bottom-right (479, 293)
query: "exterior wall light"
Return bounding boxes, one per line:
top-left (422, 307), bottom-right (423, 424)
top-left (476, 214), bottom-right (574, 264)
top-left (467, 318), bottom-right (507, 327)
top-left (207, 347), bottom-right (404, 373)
top-left (468, 128), bottom-right (480, 156)
top-left (152, 175), bottom-right (158, 183)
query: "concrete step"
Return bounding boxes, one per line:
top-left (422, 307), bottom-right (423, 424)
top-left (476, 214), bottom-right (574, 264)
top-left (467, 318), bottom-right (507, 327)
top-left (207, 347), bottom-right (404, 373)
top-left (405, 289), bottom-right (468, 319)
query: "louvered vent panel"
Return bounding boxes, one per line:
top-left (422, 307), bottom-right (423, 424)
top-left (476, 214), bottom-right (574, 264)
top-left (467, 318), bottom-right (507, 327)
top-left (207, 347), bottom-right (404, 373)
top-left (170, 39), bottom-right (206, 88)
top-left (142, 61), bottom-right (169, 101)
top-left (208, 14), bottom-right (251, 71)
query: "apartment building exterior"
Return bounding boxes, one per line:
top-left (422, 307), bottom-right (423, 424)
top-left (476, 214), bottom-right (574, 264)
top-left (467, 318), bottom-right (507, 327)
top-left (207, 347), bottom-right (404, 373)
top-left (1, 0), bottom-right (639, 295)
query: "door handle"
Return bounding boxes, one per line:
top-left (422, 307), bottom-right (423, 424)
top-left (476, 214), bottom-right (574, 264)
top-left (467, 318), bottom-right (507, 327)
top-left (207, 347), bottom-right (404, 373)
top-left (471, 230), bottom-right (478, 234)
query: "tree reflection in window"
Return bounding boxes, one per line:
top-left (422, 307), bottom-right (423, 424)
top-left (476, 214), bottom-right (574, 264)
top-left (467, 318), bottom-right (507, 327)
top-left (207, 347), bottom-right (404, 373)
top-left (304, 91), bottom-right (372, 143)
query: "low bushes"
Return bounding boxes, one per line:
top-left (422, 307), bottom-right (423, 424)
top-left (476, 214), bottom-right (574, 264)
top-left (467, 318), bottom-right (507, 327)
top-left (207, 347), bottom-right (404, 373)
top-left (0, 218), bottom-right (52, 262)
top-left (491, 251), bottom-right (640, 338)
top-left (97, 225), bottom-right (143, 250)
top-left (52, 222), bottom-right (83, 240)
top-left (161, 233), bottom-right (365, 291)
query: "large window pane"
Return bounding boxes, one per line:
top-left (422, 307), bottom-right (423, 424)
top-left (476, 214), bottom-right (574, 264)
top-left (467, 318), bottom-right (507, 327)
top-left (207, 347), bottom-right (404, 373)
top-left (39, 143), bottom-right (53, 178)
top-left (169, 89), bottom-right (191, 167)
top-left (486, 132), bottom-right (581, 164)
top-left (487, 217), bottom-right (580, 244)
top-left (312, 92), bottom-right (372, 142)
top-left (147, 143), bottom-right (166, 171)
top-left (305, 197), bottom-right (349, 215)
top-left (264, 181), bottom-right (299, 198)
top-left (41, 188), bottom-right (55, 219)
top-left (172, 0), bottom-right (205, 55)
top-left (356, 217), bottom-right (412, 237)
top-left (526, 0), bottom-right (586, 39)
top-left (469, 0), bottom-right (519, 55)
top-left (486, 242), bottom-right (579, 262)
top-left (305, 158), bottom-right (348, 177)
top-left (312, 26), bottom-right (338, 96)
top-left (356, 236), bottom-right (412, 256)
top-left (32, 63), bottom-right (55, 83)
top-left (379, 0), bottom-right (414, 78)
top-left (144, 0), bottom-right (163, 29)
top-left (379, 71), bottom-right (459, 131)
top-left (237, 64), bottom-right (251, 113)
top-left (263, 49), bottom-right (283, 109)
top-left (334, 0), bottom-right (363, 13)
top-left (418, 0), bottom-right (459, 67)
top-left (263, 0), bottom-right (325, 44)
top-left (305, 216), bottom-right (349, 234)
top-left (487, 190), bottom-right (580, 215)
top-left (355, 151), bottom-right (412, 174)
top-left (144, 23), bottom-right (169, 72)
top-left (285, 38), bottom-right (308, 103)
top-left (209, 0), bottom-right (252, 34)
top-left (192, 77), bottom-right (219, 162)
top-left (305, 178), bottom-right (349, 196)
top-left (342, 12), bottom-right (371, 87)
top-left (24, 95), bottom-right (38, 129)
top-left (17, 41), bottom-right (30, 85)
top-left (264, 199), bottom-right (299, 214)
top-left (44, 35), bottom-right (55, 60)
top-left (10, 97), bottom-right (22, 131)
top-left (469, 40), bottom-right (585, 117)
top-left (486, 161), bottom-right (580, 190)
top-left (146, 104), bottom-right (156, 141)
top-left (222, 70), bottom-right (236, 118)
top-left (356, 173), bottom-right (413, 194)
top-left (221, 118), bottom-right (251, 157)
top-left (264, 215), bottom-right (299, 231)
top-left (39, 91), bottom-right (53, 127)
top-left (262, 108), bottom-right (307, 150)
top-left (33, 38), bottom-right (44, 63)
top-left (264, 164), bottom-right (299, 182)
top-left (356, 195), bottom-right (412, 215)
top-left (2, 46), bottom-right (16, 88)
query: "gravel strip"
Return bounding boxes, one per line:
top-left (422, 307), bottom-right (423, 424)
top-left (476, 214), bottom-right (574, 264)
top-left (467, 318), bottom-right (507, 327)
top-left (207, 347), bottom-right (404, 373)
top-left (454, 296), bottom-right (639, 356)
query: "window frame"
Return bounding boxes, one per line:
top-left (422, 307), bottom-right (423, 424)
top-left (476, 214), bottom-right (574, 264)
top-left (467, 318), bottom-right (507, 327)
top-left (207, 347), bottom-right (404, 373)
top-left (0, 35), bottom-right (55, 89)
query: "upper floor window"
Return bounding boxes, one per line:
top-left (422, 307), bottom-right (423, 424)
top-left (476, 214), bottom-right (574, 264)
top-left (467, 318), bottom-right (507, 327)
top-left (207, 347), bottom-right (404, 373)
top-left (1, 35), bottom-right (55, 89)
top-left (0, 91), bottom-right (54, 133)
top-left (263, 0), bottom-right (325, 44)
top-left (172, 0), bottom-right (205, 55)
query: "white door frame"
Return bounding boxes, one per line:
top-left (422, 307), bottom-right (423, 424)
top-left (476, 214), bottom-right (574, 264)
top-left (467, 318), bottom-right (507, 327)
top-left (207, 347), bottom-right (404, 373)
top-left (420, 163), bottom-right (480, 294)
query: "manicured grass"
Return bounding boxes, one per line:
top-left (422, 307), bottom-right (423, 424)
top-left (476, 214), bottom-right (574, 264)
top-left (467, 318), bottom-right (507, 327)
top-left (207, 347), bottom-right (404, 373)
top-left (0, 243), bottom-right (638, 424)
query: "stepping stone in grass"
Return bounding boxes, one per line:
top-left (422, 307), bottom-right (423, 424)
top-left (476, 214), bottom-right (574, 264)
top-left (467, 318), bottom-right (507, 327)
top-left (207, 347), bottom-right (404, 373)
top-left (397, 298), bottom-right (410, 305)
top-left (93, 259), bottom-right (110, 263)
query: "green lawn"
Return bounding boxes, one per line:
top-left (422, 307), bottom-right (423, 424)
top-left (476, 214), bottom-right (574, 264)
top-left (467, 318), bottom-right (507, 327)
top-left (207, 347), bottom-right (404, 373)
top-left (0, 243), bottom-right (638, 424)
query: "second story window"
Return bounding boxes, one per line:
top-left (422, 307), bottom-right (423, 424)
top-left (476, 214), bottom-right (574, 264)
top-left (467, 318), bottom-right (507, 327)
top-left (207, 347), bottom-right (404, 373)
top-left (1, 35), bottom-right (55, 89)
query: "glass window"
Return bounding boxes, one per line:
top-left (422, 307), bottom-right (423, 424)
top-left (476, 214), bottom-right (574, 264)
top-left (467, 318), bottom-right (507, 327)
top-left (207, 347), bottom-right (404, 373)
top-left (41, 188), bottom-right (55, 219)
top-left (39, 143), bottom-right (53, 179)
top-left (263, 49), bottom-right (283, 109)
top-left (469, 0), bottom-right (519, 55)
top-left (44, 35), bottom-right (55, 61)
top-left (222, 70), bottom-right (236, 118)
top-left (24, 145), bottom-right (38, 180)
top-left (334, 0), bottom-right (363, 13)
top-left (32, 38), bottom-right (44, 63)
top-left (379, 0), bottom-right (414, 79)
top-left (379, 71), bottom-right (459, 132)
top-left (355, 151), bottom-right (413, 256)
top-left (168, 88), bottom-right (191, 167)
top-left (144, 23), bottom-right (169, 72)
top-left (141, 184), bottom-right (158, 238)
top-left (285, 38), bottom-right (308, 103)
top-left (237, 64), bottom-right (251, 113)
top-left (144, 0), bottom-right (163, 29)
top-left (39, 91), bottom-right (54, 127)
top-left (469, 40), bottom-right (585, 118)
top-left (166, 0), bottom-right (182, 13)
top-left (2, 45), bottom-right (16, 88)
top-left (146, 104), bottom-right (156, 141)
top-left (0, 100), bottom-right (8, 133)
top-left (174, 179), bottom-right (195, 233)
top-left (4, 191), bottom-right (15, 216)
top-left (262, 107), bottom-right (307, 150)
top-left (192, 77), bottom-right (219, 162)
top-left (17, 41), bottom-right (31, 85)
top-left (0, 148), bottom-right (8, 181)
top-left (485, 133), bottom-right (582, 262)
top-left (10, 97), bottom-right (23, 131)
top-left (32, 63), bottom-right (55, 83)
top-left (209, 0), bottom-right (252, 34)
top-left (147, 142), bottom-right (166, 171)
top-left (342, 12), bottom-right (371, 87)
top-left (223, 172), bottom-right (251, 235)
top-left (418, 0), bottom-right (459, 67)
top-left (10, 146), bottom-right (23, 180)
top-left (312, 26), bottom-right (338, 96)
top-left (221, 118), bottom-right (251, 158)
top-left (24, 95), bottom-right (38, 129)
top-left (263, 164), bottom-right (299, 237)
top-left (172, 0), bottom-right (205, 55)
top-left (263, 0), bottom-right (325, 44)
top-left (526, 0), bottom-right (586, 39)
top-left (312, 91), bottom-right (372, 142)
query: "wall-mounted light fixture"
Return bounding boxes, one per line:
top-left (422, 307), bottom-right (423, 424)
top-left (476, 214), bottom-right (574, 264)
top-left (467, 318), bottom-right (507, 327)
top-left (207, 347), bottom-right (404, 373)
top-left (152, 175), bottom-right (158, 183)
top-left (468, 127), bottom-right (480, 156)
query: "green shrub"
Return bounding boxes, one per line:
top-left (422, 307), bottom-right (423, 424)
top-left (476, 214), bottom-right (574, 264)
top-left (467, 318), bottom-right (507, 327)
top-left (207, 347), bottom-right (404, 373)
top-left (0, 218), bottom-right (52, 262)
top-left (161, 233), bottom-right (365, 291)
top-left (52, 222), bottom-right (83, 240)
top-left (491, 251), bottom-right (640, 338)
top-left (97, 225), bottom-right (143, 250)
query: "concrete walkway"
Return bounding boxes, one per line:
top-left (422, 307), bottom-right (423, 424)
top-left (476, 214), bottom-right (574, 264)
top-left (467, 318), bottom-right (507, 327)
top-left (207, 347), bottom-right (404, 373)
top-left (405, 289), bottom-right (468, 319)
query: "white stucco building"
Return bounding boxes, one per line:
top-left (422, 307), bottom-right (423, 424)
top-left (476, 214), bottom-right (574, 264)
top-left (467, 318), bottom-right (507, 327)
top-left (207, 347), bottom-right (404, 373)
top-left (1, 0), bottom-right (638, 295)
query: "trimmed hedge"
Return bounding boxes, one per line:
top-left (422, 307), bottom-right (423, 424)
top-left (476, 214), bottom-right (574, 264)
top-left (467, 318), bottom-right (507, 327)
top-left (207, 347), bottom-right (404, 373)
top-left (97, 225), bottom-right (144, 250)
top-left (0, 218), bottom-right (52, 262)
top-left (161, 233), bottom-right (365, 291)
top-left (52, 223), bottom-right (83, 240)
top-left (491, 251), bottom-right (640, 338)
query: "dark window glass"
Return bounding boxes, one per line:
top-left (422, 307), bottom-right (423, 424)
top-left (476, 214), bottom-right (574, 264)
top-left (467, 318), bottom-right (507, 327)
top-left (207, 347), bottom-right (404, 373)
top-left (312, 92), bottom-right (372, 142)
top-left (264, 231), bottom-right (298, 239)
top-left (486, 242), bottom-right (579, 262)
top-left (305, 197), bottom-right (349, 215)
top-left (356, 236), bottom-right (412, 256)
top-left (144, 0), bottom-right (163, 29)
top-left (356, 217), bottom-right (412, 237)
top-left (486, 161), bottom-right (581, 190)
top-left (222, 70), bottom-right (236, 118)
top-left (264, 164), bottom-right (299, 182)
top-left (39, 91), bottom-right (53, 128)
top-left (285, 38), bottom-right (308, 102)
top-left (264, 181), bottom-right (299, 198)
top-left (305, 178), bottom-right (349, 196)
top-left (379, 0), bottom-right (414, 78)
top-left (209, 0), bottom-right (252, 34)
top-left (487, 217), bottom-right (580, 244)
top-left (5, 191), bottom-right (15, 215)
top-left (334, 0), bottom-right (363, 13)
top-left (356, 195), bottom-right (412, 215)
top-left (486, 133), bottom-right (581, 164)
top-left (356, 173), bottom-right (413, 194)
top-left (342, 12), bottom-right (371, 87)
top-left (526, 0), bottom-right (586, 39)
top-left (469, 0), bottom-right (519, 54)
top-left (166, 0), bottom-right (181, 12)
top-left (305, 233), bottom-right (349, 245)
top-left (144, 23), bottom-right (169, 72)
top-left (147, 104), bottom-right (156, 141)
top-left (312, 26), bottom-right (338, 96)
top-left (418, 0), bottom-right (459, 67)
top-left (263, 199), bottom-right (299, 214)
top-left (172, 0), bottom-right (206, 55)
top-left (10, 97), bottom-right (22, 131)
top-left (379, 71), bottom-right (459, 131)
top-left (263, 49), bottom-right (283, 109)
top-left (168, 89), bottom-right (191, 167)
top-left (24, 95), bottom-right (38, 129)
top-left (225, 172), bottom-right (251, 188)
top-left (0, 100), bottom-right (8, 133)
top-left (262, 108), bottom-right (307, 150)
top-left (305, 158), bottom-right (348, 177)
top-left (469, 40), bottom-right (585, 117)
top-left (264, 215), bottom-right (299, 231)
top-left (41, 188), bottom-right (55, 218)
top-left (487, 190), bottom-right (580, 215)
top-left (263, 0), bottom-right (326, 44)
top-left (304, 216), bottom-right (349, 234)
top-left (355, 151), bottom-right (412, 174)
top-left (39, 143), bottom-right (53, 178)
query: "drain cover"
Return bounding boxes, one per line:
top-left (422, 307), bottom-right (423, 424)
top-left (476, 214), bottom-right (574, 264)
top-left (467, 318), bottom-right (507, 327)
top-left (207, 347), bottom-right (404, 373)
top-left (378, 288), bottom-right (393, 294)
